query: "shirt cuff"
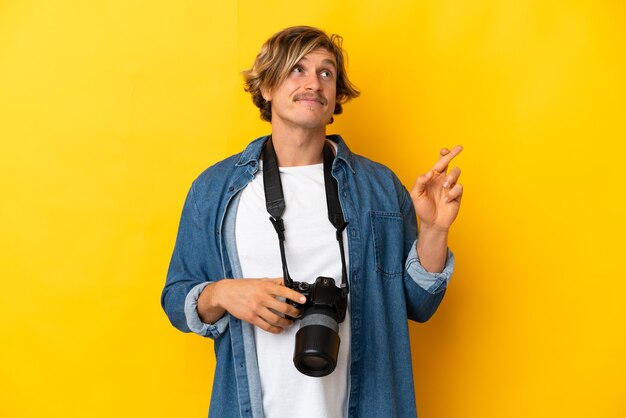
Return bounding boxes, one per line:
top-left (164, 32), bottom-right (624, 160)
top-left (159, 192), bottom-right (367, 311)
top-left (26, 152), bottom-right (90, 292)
top-left (184, 281), bottom-right (229, 338)
top-left (405, 239), bottom-right (455, 294)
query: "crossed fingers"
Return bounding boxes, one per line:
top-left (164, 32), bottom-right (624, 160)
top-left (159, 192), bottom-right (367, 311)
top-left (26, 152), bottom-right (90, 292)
top-left (434, 146), bottom-right (463, 202)
top-left (413, 145), bottom-right (463, 197)
top-left (432, 145), bottom-right (463, 176)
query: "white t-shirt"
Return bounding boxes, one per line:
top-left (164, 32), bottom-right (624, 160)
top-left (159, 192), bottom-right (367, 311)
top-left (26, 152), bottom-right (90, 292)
top-left (235, 158), bottom-right (350, 418)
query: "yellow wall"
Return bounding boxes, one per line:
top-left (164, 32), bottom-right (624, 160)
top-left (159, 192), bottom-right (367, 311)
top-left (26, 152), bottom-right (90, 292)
top-left (1, 1), bottom-right (624, 417)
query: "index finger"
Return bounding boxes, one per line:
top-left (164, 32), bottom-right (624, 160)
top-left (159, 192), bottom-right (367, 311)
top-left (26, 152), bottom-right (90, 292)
top-left (272, 281), bottom-right (307, 305)
top-left (431, 145), bottom-right (463, 174)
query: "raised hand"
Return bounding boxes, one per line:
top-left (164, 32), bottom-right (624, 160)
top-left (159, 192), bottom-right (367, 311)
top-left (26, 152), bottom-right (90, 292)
top-left (410, 145), bottom-right (464, 232)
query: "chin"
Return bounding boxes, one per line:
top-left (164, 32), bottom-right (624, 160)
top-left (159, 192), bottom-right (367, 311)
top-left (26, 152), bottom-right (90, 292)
top-left (274, 111), bottom-right (333, 130)
top-left (282, 115), bottom-right (325, 129)
top-left (299, 119), bottom-right (330, 130)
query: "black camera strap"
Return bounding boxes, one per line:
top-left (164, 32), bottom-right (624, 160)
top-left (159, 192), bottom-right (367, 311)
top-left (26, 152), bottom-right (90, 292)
top-left (262, 137), bottom-right (349, 296)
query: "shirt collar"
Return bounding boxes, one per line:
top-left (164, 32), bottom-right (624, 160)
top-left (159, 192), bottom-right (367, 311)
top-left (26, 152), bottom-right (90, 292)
top-left (235, 134), bottom-right (356, 173)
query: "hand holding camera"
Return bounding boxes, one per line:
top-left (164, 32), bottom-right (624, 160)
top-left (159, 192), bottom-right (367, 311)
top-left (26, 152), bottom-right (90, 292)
top-left (197, 277), bottom-right (306, 334)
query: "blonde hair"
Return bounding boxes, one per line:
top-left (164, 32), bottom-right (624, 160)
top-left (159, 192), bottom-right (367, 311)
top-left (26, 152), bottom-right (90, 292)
top-left (243, 26), bottom-right (360, 122)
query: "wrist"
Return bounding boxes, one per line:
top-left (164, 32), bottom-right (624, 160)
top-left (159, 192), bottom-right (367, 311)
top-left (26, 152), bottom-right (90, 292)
top-left (198, 281), bottom-right (224, 315)
top-left (418, 222), bottom-right (450, 237)
top-left (416, 227), bottom-right (448, 273)
top-left (417, 227), bottom-right (448, 249)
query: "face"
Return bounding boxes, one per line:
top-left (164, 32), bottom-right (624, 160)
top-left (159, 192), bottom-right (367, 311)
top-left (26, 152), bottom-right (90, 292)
top-left (263, 48), bottom-right (338, 132)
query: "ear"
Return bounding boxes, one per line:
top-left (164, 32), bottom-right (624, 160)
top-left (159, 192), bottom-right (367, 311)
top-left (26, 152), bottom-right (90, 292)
top-left (261, 86), bottom-right (272, 102)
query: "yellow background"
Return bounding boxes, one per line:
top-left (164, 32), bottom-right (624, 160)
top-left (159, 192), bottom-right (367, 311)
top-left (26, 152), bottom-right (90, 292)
top-left (1, 1), bottom-right (625, 417)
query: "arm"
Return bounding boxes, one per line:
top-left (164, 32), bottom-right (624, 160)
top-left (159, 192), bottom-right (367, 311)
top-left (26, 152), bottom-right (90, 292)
top-left (410, 145), bottom-right (464, 272)
top-left (400, 145), bottom-right (463, 321)
top-left (162, 182), bottom-right (227, 337)
top-left (400, 189), bottom-right (454, 323)
top-left (162, 181), bottom-right (306, 336)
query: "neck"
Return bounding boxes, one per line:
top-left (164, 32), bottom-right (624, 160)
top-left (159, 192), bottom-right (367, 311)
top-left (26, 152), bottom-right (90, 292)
top-left (269, 122), bottom-right (327, 167)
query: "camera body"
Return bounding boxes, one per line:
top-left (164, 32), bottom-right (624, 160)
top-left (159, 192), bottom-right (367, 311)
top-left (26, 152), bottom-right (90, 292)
top-left (286, 276), bottom-right (348, 377)
top-left (287, 276), bottom-right (347, 322)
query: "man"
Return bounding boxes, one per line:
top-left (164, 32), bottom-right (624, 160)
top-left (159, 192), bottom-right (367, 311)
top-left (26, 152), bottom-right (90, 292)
top-left (162, 26), bottom-right (463, 418)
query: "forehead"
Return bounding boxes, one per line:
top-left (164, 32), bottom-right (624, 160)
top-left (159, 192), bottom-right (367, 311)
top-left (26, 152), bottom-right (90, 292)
top-left (297, 48), bottom-right (337, 67)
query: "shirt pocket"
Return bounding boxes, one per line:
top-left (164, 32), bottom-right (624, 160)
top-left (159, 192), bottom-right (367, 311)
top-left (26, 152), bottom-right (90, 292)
top-left (370, 211), bottom-right (405, 278)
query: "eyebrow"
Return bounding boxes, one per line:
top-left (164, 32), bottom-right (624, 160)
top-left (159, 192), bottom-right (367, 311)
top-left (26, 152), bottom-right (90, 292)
top-left (299, 56), bottom-right (337, 70)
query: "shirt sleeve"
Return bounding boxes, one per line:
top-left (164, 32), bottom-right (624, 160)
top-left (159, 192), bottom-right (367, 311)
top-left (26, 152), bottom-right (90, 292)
top-left (405, 238), bottom-right (454, 294)
top-left (161, 180), bottom-right (230, 340)
top-left (184, 282), bottom-right (230, 338)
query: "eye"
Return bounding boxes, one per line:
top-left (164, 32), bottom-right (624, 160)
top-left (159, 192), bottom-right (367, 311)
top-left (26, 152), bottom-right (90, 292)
top-left (320, 69), bottom-right (334, 79)
top-left (292, 66), bottom-right (304, 73)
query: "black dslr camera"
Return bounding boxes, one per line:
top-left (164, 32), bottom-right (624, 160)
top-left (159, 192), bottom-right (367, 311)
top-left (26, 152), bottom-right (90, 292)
top-left (287, 276), bottom-right (348, 377)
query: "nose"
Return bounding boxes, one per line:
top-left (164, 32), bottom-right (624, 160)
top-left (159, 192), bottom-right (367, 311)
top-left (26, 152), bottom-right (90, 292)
top-left (303, 71), bottom-right (321, 91)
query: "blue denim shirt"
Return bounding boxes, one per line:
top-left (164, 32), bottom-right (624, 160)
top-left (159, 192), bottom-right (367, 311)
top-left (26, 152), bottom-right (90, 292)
top-left (162, 135), bottom-right (454, 418)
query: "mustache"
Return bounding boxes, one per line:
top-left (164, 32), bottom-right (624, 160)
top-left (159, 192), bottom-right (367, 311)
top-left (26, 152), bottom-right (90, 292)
top-left (293, 93), bottom-right (327, 105)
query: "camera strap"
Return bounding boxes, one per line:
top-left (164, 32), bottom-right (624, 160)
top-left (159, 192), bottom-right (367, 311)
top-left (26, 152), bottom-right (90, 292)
top-left (262, 137), bottom-right (349, 296)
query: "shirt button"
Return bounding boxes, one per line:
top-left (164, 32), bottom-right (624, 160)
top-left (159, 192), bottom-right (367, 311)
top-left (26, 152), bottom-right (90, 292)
top-left (228, 186), bottom-right (234, 192)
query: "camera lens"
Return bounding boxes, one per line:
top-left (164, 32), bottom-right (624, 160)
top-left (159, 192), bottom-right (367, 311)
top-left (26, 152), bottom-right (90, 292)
top-left (291, 277), bottom-right (347, 377)
top-left (300, 355), bottom-right (329, 372)
top-left (293, 315), bottom-right (340, 377)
